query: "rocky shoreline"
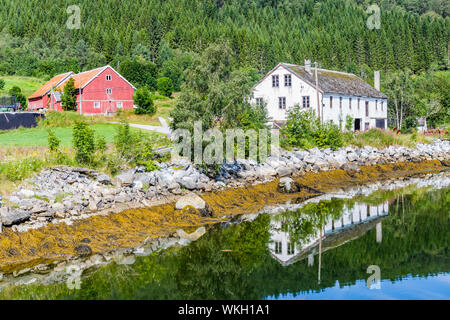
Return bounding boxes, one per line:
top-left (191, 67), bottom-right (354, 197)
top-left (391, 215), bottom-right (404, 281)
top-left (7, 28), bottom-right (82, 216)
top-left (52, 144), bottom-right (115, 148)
top-left (1, 139), bottom-right (449, 232)
top-left (1, 170), bottom-right (449, 289)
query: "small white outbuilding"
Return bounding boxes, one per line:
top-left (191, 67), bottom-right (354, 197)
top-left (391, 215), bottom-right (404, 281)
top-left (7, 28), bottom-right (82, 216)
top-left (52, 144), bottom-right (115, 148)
top-left (252, 60), bottom-right (388, 131)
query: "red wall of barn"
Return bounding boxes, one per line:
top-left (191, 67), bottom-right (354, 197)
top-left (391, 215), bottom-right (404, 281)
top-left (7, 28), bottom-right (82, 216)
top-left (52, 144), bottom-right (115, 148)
top-left (75, 66), bottom-right (135, 114)
top-left (29, 95), bottom-right (49, 111)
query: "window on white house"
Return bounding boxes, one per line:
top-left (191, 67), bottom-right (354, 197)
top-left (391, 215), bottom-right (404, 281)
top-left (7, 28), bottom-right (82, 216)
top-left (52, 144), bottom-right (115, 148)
top-left (349, 98), bottom-right (352, 110)
top-left (284, 74), bottom-right (292, 87)
top-left (375, 100), bottom-right (378, 111)
top-left (255, 98), bottom-right (263, 106)
top-left (106, 75), bottom-right (112, 81)
top-left (106, 88), bottom-right (112, 94)
top-left (94, 102), bottom-right (100, 109)
top-left (330, 96), bottom-right (333, 109)
top-left (279, 97), bottom-right (286, 109)
top-left (117, 102), bottom-right (123, 109)
top-left (381, 100), bottom-right (384, 111)
top-left (272, 75), bottom-right (279, 87)
top-left (287, 242), bottom-right (295, 255)
top-left (340, 97), bottom-right (343, 110)
top-left (302, 96), bottom-right (310, 108)
top-left (275, 241), bottom-right (282, 254)
top-left (358, 98), bottom-right (360, 110)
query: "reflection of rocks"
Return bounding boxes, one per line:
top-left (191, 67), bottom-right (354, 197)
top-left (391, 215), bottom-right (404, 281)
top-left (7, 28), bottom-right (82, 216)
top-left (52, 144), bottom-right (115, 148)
top-left (74, 245), bottom-right (92, 258)
top-left (0, 231), bottom-right (209, 289)
top-left (176, 227), bottom-right (206, 241)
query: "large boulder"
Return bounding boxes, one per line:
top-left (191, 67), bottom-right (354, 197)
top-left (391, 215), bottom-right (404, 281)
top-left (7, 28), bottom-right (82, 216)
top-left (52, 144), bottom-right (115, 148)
top-left (1, 208), bottom-right (31, 226)
top-left (175, 193), bottom-right (212, 217)
top-left (156, 172), bottom-right (176, 188)
top-left (277, 177), bottom-right (300, 194)
top-left (114, 170), bottom-right (135, 187)
top-left (179, 176), bottom-right (198, 190)
top-left (97, 173), bottom-right (111, 185)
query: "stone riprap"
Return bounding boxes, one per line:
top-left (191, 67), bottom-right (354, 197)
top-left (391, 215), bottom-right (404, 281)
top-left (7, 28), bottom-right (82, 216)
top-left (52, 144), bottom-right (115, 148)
top-left (0, 139), bottom-right (449, 232)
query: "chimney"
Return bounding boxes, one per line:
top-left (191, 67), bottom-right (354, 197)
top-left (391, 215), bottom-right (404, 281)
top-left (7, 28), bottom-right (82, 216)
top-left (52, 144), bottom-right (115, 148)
top-left (374, 71), bottom-right (380, 91)
top-left (305, 59), bottom-right (312, 75)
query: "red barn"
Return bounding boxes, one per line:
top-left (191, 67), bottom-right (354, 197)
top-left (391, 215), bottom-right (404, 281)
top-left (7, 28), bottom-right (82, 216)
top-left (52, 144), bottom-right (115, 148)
top-left (28, 65), bottom-right (136, 115)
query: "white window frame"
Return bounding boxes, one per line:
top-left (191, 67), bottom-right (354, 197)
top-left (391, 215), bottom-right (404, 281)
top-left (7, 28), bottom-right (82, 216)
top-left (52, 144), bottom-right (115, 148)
top-left (106, 75), bottom-right (112, 81)
top-left (284, 74), bottom-right (292, 87)
top-left (279, 97), bottom-right (286, 109)
top-left (272, 75), bottom-right (279, 87)
top-left (106, 88), bottom-right (112, 94)
top-left (94, 102), bottom-right (100, 109)
top-left (302, 96), bottom-right (310, 108)
top-left (255, 98), bottom-right (263, 107)
top-left (116, 102), bottom-right (123, 109)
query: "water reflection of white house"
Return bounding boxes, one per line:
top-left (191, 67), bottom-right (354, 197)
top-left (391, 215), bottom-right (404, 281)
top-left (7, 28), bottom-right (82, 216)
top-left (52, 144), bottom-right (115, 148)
top-left (269, 202), bottom-right (389, 266)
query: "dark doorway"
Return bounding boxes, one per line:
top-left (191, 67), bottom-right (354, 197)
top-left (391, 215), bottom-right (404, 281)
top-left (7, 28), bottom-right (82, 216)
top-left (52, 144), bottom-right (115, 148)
top-left (354, 118), bottom-right (361, 131)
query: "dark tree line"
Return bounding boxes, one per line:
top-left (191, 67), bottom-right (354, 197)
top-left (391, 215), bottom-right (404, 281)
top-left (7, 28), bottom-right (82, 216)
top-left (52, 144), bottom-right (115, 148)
top-left (0, 0), bottom-right (448, 84)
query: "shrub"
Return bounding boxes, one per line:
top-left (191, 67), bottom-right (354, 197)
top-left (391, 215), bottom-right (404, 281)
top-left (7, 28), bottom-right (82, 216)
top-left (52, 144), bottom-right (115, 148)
top-left (134, 87), bottom-right (156, 115)
top-left (9, 86), bottom-right (27, 110)
top-left (345, 115), bottom-right (354, 131)
top-left (61, 78), bottom-right (78, 111)
top-left (72, 121), bottom-right (96, 165)
top-left (47, 129), bottom-right (61, 152)
top-left (114, 121), bottom-right (157, 170)
top-left (0, 79), bottom-right (5, 90)
top-left (157, 77), bottom-right (173, 97)
top-left (0, 158), bottom-right (44, 182)
top-left (281, 106), bottom-right (344, 150)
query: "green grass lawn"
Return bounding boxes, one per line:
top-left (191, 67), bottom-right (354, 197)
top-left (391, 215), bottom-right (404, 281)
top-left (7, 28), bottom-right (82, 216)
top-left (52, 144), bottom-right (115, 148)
top-left (0, 123), bottom-right (166, 148)
top-left (0, 76), bottom-right (45, 97)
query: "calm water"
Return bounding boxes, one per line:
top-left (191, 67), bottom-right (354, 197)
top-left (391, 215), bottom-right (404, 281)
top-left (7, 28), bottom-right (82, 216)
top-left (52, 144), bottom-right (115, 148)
top-left (2, 184), bottom-right (450, 300)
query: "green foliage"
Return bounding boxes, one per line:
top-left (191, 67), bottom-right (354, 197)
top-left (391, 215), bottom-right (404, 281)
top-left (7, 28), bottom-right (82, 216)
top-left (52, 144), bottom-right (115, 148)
top-left (170, 43), bottom-right (268, 167)
top-left (0, 79), bottom-right (5, 90)
top-left (0, 157), bottom-right (44, 182)
top-left (61, 78), bottom-right (78, 111)
top-left (345, 115), bottom-right (354, 131)
top-left (134, 87), bottom-right (156, 115)
top-left (114, 121), bottom-right (157, 170)
top-left (156, 77), bottom-right (173, 97)
top-left (0, 0), bottom-right (447, 83)
top-left (47, 129), bottom-right (60, 153)
top-left (96, 134), bottom-right (107, 155)
top-left (119, 58), bottom-right (157, 90)
top-left (72, 121), bottom-right (96, 165)
top-left (282, 107), bottom-right (343, 150)
top-left (8, 86), bottom-right (27, 110)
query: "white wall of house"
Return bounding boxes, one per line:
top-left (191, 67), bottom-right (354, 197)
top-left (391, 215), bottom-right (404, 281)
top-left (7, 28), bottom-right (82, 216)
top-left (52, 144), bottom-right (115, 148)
top-left (252, 65), bottom-right (321, 122)
top-left (252, 65), bottom-right (388, 131)
top-left (322, 94), bottom-right (388, 131)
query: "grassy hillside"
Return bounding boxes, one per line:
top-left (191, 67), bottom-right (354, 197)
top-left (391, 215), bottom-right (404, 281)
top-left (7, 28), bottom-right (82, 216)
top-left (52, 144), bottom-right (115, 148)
top-left (0, 76), bottom-right (45, 97)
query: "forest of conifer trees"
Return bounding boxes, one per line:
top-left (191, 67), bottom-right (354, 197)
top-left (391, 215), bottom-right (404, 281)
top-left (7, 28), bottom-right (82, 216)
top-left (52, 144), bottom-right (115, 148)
top-left (0, 0), bottom-right (448, 79)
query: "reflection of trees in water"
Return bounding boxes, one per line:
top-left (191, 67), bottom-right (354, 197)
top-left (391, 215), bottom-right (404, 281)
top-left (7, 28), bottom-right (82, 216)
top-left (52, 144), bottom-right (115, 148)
top-left (2, 187), bottom-right (448, 300)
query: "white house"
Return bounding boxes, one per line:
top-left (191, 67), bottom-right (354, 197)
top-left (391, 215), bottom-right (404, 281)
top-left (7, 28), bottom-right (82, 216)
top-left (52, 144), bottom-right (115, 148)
top-left (269, 202), bottom-right (389, 266)
top-left (252, 60), bottom-right (388, 131)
